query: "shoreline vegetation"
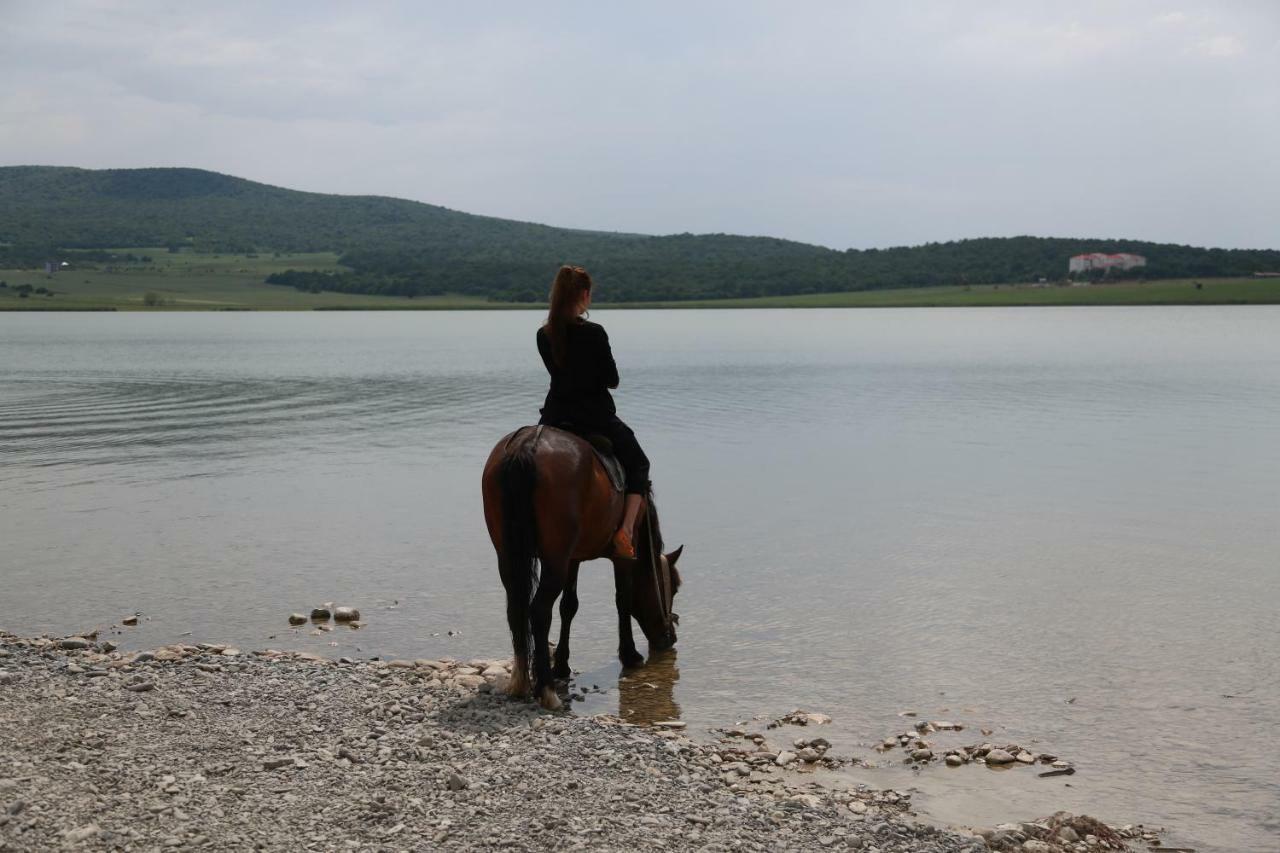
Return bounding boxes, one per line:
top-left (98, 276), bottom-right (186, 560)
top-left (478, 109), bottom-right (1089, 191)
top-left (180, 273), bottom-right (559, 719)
top-left (1, 628), bottom-right (1164, 852)
top-left (1, 254), bottom-right (1277, 312)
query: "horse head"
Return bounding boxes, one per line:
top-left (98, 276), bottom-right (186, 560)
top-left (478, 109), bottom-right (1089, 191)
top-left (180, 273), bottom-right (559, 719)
top-left (633, 545), bottom-right (683, 653)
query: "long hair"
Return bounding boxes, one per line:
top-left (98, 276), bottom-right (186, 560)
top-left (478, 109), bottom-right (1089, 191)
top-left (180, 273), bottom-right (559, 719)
top-left (543, 265), bottom-right (593, 367)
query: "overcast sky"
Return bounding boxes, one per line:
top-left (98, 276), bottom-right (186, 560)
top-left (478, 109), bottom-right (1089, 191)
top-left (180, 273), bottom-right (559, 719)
top-left (2, 1), bottom-right (1277, 249)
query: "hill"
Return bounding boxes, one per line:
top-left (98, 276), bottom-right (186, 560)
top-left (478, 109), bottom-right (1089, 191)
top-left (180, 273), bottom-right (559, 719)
top-left (2, 166), bottom-right (1277, 302)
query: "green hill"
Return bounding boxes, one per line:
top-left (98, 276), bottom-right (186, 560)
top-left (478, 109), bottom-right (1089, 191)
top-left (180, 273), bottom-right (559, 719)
top-left (2, 166), bottom-right (1277, 302)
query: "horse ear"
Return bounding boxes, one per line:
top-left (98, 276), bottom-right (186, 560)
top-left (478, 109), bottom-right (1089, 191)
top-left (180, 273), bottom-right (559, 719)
top-left (666, 545), bottom-right (683, 566)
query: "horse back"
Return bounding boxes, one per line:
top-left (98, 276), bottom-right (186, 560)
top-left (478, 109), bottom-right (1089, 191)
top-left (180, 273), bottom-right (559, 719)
top-left (482, 427), bottom-right (622, 561)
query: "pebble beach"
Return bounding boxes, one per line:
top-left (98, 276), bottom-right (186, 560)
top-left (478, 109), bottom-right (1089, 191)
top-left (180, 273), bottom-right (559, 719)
top-left (0, 630), bottom-right (1161, 852)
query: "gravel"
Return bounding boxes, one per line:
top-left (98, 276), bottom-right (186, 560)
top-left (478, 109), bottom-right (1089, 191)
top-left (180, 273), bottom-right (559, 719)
top-left (0, 630), bottom-right (1138, 852)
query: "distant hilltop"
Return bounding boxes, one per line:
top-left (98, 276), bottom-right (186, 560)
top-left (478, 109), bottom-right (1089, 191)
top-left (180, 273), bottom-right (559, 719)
top-left (2, 166), bottom-right (1278, 303)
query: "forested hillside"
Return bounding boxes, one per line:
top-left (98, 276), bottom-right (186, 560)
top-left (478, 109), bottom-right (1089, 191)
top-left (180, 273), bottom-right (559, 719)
top-left (3, 166), bottom-right (1277, 302)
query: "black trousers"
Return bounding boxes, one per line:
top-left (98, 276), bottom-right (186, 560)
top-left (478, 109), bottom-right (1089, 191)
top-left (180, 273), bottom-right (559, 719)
top-left (540, 413), bottom-right (651, 495)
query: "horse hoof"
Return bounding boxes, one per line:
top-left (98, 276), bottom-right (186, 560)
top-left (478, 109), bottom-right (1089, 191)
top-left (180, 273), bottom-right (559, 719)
top-left (552, 662), bottom-right (571, 680)
top-left (619, 651), bottom-right (645, 669)
top-left (538, 687), bottom-right (563, 711)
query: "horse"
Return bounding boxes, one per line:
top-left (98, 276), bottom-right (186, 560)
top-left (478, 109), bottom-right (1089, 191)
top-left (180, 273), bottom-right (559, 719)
top-left (482, 425), bottom-right (683, 710)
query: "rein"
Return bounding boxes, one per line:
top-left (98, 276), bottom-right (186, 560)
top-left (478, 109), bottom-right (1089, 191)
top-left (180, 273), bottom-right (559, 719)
top-left (643, 503), bottom-right (674, 636)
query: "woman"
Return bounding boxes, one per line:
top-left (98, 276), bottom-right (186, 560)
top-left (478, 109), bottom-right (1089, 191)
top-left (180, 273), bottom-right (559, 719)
top-left (536, 265), bottom-right (649, 559)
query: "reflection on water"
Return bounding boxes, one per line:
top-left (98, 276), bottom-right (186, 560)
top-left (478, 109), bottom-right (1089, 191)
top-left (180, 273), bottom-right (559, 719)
top-left (2, 309), bottom-right (1279, 853)
top-left (617, 649), bottom-right (681, 724)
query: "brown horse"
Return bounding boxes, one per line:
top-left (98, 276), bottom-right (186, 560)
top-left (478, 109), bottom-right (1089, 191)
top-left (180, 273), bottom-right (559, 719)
top-left (482, 425), bottom-right (682, 710)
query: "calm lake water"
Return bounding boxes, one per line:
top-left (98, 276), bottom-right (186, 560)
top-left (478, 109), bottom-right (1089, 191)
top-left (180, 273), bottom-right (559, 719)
top-left (2, 309), bottom-right (1277, 851)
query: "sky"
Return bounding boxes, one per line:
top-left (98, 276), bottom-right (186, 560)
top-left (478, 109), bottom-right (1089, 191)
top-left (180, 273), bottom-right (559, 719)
top-left (2, 1), bottom-right (1277, 250)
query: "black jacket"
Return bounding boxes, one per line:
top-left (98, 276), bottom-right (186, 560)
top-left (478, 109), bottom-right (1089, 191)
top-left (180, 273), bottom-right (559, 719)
top-left (537, 320), bottom-right (619, 428)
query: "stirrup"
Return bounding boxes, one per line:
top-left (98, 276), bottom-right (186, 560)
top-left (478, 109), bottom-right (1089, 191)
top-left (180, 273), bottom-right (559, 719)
top-left (612, 528), bottom-right (636, 560)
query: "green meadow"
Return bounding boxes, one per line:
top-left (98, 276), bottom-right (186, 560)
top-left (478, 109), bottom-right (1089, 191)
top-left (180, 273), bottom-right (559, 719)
top-left (2, 249), bottom-right (1277, 311)
top-left (619, 277), bottom-right (1280, 309)
top-left (0, 250), bottom-right (490, 310)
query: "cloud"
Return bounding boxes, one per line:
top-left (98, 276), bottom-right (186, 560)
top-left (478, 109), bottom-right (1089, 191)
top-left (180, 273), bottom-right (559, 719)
top-left (1198, 34), bottom-right (1245, 57)
top-left (2, 1), bottom-right (1278, 249)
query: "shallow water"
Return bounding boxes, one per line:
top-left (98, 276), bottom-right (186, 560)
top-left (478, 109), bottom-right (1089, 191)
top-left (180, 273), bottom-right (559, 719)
top-left (2, 308), bottom-right (1277, 852)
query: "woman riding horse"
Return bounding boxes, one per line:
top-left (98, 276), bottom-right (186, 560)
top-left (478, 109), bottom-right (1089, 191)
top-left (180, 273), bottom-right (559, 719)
top-left (481, 265), bottom-right (680, 710)
top-left (537, 265), bottom-right (649, 558)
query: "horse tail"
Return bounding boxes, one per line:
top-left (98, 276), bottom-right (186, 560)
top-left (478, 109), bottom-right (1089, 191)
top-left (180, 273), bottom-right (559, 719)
top-left (498, 429), bottom-right (540, 683)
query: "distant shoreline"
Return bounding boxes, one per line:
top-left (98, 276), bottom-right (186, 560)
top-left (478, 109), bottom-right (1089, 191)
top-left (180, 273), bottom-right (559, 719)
top-left (2, 276), bottom-right (1279, 312)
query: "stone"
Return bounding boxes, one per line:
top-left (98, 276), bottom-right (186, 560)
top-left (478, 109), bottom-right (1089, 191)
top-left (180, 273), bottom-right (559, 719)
top-left (848, 801), bottom-right (868, 814)
top-left (310, 607), bottom-right (331, 620)
top-left (1056, 827), bottom-right (1080, 843)
top-left (126, 681), bottom-right (155, 693)
top-left (985, 748), bottom-right (1015, 765)
top-left (1016, 751), bottom-right (1035, 764)
top-left (797, 747), bottom-right (821, 762)
top-left (100, 640), bottom-right (118, 653)
top-left (221, 648), bottom-right (240, 657)
top-left (334, 606), bottom-right (360, 622)
top-left (122, 616), bottom-right (139, 626)
top-left (1022, 842), bottom-right (1053, 853)
top-left (0, 671), bottom-right (16, 685)
top-left (60, 637), bottom-right (90, 650)
top-left (446, 772), bottom-right (469, 791)
top-left (987, 830), bottom-right (1022, 847)
top-left (910, 748), bottom-right (933, 761)
top-left (263, 757), bottom-right (294, 770)
top-left (774, 751), bottom-right (797, 767)
top-left (945, 754), bottom-right (964, 767)
top-left (454, 674), bottom-right (485, 689)
top-left (288, 613), bottom-right (307, 626)
top-left (63, 823), bottom-right (101, 843)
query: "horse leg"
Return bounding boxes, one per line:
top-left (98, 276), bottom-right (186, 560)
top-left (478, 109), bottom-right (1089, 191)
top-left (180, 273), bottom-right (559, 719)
top-left (504, 584), bottom-right (531, 699)
top-left (613, 562), bottom-right (646, 669)
top-left (553, 561), bottom-right (581, 680)
top-left (531, 558), bottom-right (568, 710)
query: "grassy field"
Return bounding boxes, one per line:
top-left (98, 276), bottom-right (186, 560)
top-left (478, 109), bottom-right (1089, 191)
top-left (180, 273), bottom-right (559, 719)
top-left (2, 250), bottom-right (1278, 310)
top-left (618, 277), bottom-right (1280, 308)
top-left (0, 250), bottom-right (494, 311)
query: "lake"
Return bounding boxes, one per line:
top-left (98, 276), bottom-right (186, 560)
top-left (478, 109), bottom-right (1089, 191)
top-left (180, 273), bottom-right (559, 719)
top-left (1, 308), bottom-right (1277, 852)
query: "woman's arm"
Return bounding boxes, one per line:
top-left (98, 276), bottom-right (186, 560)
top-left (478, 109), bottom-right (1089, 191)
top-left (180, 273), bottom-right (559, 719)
top-left (595, 325), bottom-right (620, 389)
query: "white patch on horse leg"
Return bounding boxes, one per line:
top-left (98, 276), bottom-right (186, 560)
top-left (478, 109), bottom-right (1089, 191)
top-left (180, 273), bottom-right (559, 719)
top-left (508, 656), bottom-right (530, 697)
top-left (538, 686), bottom-right (562, 711)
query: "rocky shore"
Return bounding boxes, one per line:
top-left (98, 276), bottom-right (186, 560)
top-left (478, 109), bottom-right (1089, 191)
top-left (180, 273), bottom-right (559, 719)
top-left (0, 631), bottom-right (1155, 852)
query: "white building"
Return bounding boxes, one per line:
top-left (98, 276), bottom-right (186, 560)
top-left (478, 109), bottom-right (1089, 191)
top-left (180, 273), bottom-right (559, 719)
top-left (1069, 253), bottom-right (1147, 274)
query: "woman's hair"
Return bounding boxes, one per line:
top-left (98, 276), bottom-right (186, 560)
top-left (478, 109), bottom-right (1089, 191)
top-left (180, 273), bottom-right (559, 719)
top-left (543, 265), bottom-right (593, 367)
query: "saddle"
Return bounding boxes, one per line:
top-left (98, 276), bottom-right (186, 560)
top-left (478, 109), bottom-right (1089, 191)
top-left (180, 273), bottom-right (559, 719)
top-left (583, 434), bottom-right (626, 494)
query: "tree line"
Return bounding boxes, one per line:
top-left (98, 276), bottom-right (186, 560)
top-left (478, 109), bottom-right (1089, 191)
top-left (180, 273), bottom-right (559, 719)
top-left (5, 166), bottom-right (1279, 303)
